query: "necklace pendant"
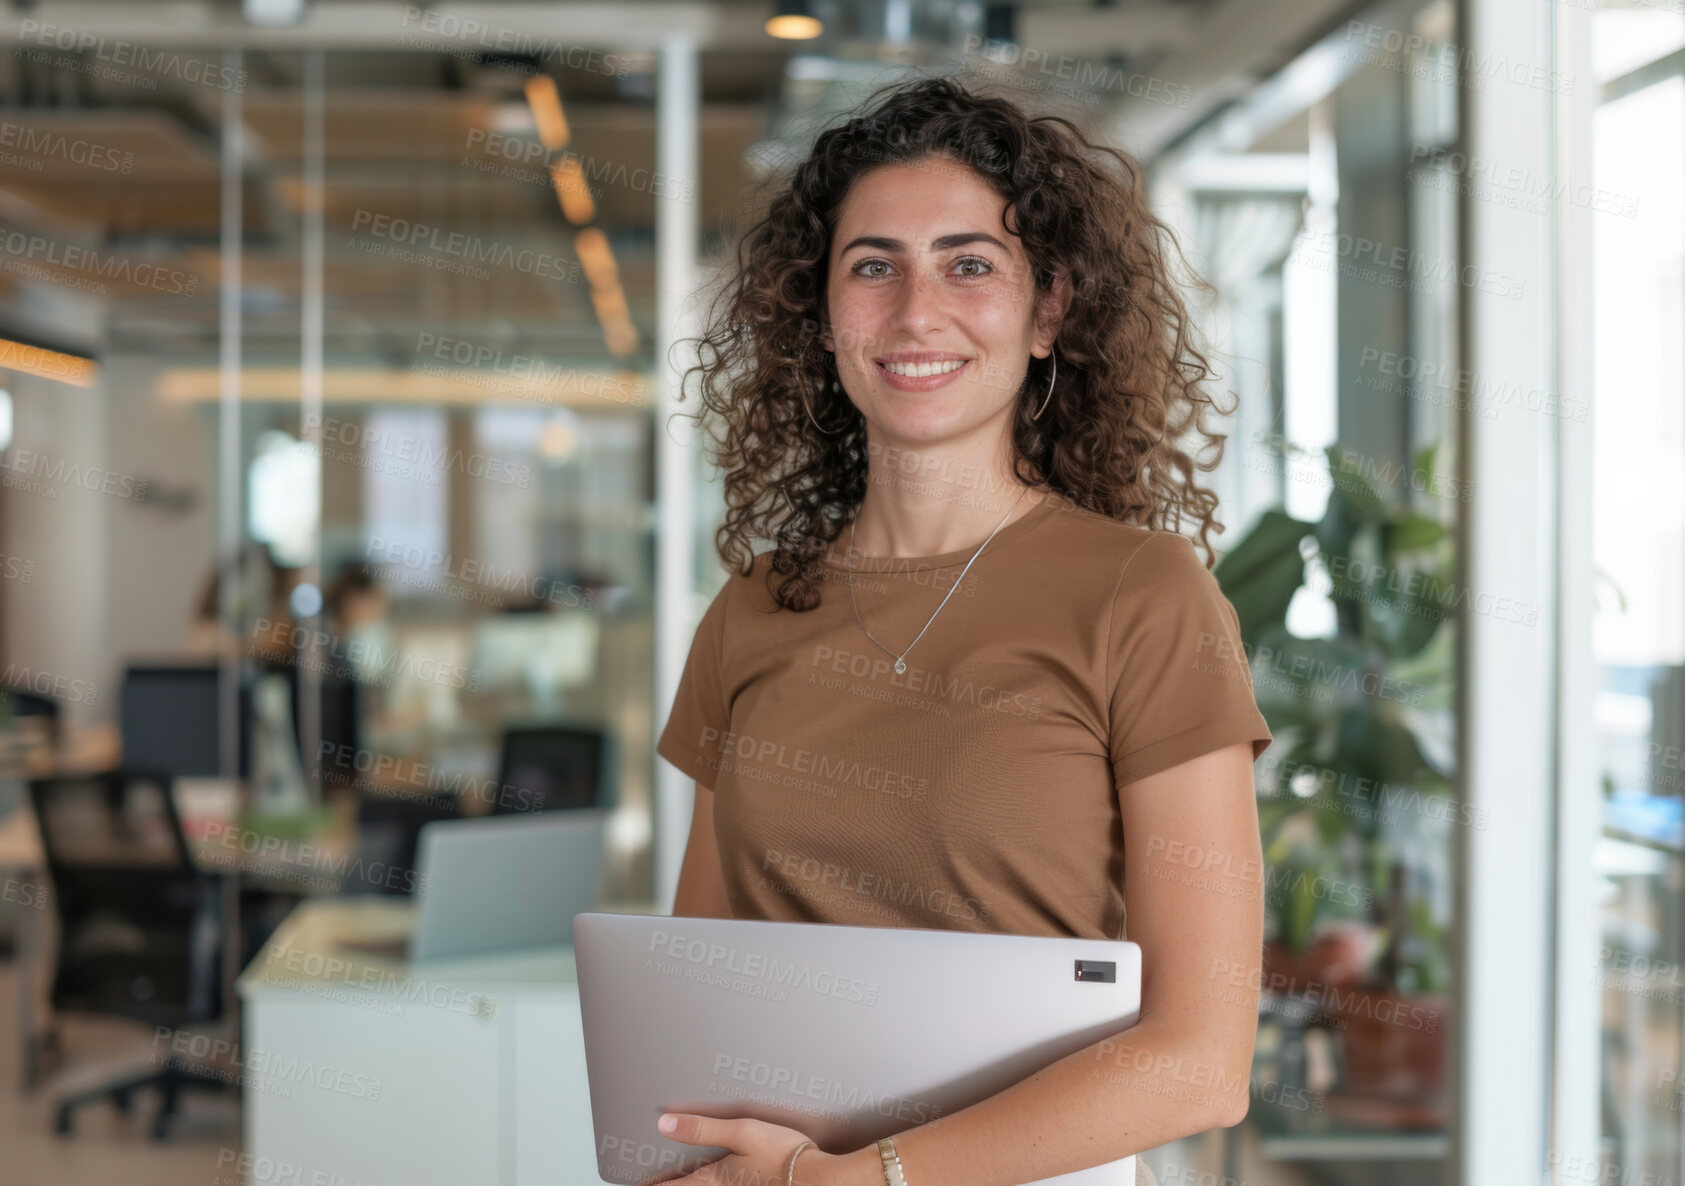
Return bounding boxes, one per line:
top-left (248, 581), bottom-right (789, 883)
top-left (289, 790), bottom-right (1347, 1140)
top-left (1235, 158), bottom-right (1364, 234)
top-left (894, 659), bottom-right (907, 675)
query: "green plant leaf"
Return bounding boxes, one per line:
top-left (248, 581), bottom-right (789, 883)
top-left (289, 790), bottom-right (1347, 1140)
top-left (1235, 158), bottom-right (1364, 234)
top-left (1322, 444), bottom-right (1390, 523)
top-left (1386, 514), bottom-right (1447, 553)
top-left (1215, 510), bottom-right (1311, 644)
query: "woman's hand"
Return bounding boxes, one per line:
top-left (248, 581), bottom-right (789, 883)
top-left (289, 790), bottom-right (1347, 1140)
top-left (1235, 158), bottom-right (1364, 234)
top-left (651, 1112), bottom-right (841, 1186)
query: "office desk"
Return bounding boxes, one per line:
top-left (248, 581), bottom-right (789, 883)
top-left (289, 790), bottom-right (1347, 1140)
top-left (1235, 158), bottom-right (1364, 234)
top-left (0, 793), bottom-right (357, 1091)
top-left (239, 896), bottom-right (658, 1186)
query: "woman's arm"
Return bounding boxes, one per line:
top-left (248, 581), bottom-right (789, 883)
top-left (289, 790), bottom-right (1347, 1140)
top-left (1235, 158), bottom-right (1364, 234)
top-left (671, 780), bottom-right (734, 920)
top-left (807, 741), bottom-right (1265, 1186)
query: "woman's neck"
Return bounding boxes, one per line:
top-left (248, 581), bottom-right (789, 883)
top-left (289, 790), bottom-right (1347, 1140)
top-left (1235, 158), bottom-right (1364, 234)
top-left (849, 432), bottom-right (1048, 558)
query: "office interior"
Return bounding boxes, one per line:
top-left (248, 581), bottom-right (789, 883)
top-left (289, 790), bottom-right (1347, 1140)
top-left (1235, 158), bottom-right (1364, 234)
top-left (0, 0), bottom-right (1670, 1183)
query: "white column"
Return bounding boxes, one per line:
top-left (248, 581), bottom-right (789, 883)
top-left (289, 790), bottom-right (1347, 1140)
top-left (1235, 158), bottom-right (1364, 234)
top-left (654, 35), bottom-right (700, 910)
top-left (219, 48), bottom-right (244, 783)
top-left (1455, 0), bottom-right (1558, 1180)
top-left (1550, 0), bottom-right (1601, 1177)
top-left (299, 48), bottom-right (325, 794)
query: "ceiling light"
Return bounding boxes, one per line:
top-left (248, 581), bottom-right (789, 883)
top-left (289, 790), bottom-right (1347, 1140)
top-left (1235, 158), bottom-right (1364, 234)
top-left (0, 335), bottom-right (99, 387)
top-left (524, 74), bottom-right (570, 150)
top-left (766, 0), bottom-right (823, 40)
top-left (243, 0), bottom-right (308, 27)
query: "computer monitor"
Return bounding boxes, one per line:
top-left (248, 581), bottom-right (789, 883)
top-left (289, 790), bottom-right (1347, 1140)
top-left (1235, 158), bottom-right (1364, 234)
top-left (120, 664), bottom-right (237, 779)
top-left (492, 724), bottom-right (605, 815)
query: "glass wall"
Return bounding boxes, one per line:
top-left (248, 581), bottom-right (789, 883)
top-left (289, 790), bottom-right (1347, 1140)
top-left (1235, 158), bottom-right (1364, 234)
top-left (1589, 1), bottom-right (1685, 1177)
top-left (1151, 1), bottom-right (1463, 1179)
top-left (0, 31), bottom-right (766, 953)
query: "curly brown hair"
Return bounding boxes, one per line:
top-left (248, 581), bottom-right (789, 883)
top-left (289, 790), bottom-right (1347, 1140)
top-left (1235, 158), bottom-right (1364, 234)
top-left (677, 72), bottom-right (1235, 612)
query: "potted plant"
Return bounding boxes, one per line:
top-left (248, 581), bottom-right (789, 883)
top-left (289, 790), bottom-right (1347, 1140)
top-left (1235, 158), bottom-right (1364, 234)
top-left (1214, 438), bottom-right (1457, 1121)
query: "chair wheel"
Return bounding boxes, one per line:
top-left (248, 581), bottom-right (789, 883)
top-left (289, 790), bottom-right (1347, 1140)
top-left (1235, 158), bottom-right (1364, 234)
top-left (54, 1106), bottom-right (73, 1136)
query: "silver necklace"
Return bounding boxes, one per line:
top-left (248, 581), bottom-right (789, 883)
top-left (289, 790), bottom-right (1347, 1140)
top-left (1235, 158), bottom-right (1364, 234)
top-left (844, 485), bottom-right (1030, 675)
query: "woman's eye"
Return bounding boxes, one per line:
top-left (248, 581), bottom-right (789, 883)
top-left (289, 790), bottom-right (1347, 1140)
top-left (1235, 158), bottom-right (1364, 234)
top-left (853, 259), bottom-right (891, 278)
top-left (954, 256), bottom-right (992, 278)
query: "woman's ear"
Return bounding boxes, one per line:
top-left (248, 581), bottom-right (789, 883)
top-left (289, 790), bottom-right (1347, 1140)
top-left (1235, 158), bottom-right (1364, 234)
top-left (1034, 270), bottom-right (1075, 355)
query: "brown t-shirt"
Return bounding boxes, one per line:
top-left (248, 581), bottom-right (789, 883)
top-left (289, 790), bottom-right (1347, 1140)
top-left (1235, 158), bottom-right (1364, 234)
top-left (656, 491), bottom-right (1272, 941)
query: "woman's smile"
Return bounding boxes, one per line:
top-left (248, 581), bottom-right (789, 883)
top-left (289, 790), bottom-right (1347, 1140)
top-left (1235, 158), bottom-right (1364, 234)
top-left (874, 357), bottom-right (972, 392)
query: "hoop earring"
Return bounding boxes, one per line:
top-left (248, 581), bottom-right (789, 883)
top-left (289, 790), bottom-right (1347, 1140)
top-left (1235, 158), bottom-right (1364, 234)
top-left (1030, 349), bottom-right (1058, 421)
top-left (800, 374), bottom-right (847, 436)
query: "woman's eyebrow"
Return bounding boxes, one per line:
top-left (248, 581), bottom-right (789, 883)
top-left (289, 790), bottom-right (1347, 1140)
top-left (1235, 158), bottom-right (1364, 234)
top-left (837, 231), bottom-right (1011, 255)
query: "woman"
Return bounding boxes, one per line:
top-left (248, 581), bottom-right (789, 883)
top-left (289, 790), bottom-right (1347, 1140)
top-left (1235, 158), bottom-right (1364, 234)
top-left (656, 74), bottom-right (1272, 1186)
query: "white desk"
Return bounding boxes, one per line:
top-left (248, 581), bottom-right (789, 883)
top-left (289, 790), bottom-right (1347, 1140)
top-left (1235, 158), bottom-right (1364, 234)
top-left (238, 896), bottom-right (659, 1186)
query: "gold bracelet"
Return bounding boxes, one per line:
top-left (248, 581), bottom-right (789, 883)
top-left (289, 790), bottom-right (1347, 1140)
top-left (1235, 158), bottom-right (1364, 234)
top-left (785, 1138), bottom-right (814, 1186)
top-left (876, 1136), bottom-right (909, 1186)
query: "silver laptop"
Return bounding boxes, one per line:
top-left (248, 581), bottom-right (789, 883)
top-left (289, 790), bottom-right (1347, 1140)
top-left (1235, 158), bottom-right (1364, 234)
top-left (573, 912), bottom-right (1142, 1185)
top-left (339, 809), bottom-right (609, 963)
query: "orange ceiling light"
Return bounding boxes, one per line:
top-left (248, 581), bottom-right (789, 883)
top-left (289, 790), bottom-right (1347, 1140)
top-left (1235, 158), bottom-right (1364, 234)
top-left (0, 336), bottom-right (99, 386)
top-left (551, 156), bottom-right (596, 224)
top-left (524, 74), bottom-right (571, 149)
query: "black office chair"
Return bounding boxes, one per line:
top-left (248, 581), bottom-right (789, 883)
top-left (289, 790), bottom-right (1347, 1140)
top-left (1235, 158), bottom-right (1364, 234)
top-left (492, 724), bottom-right (607, 815)
top-left (29, 771), bottom-right (234, 1140)
top-left (349, 789), bottom-right (460, 896)
top-left (2, 684), bottom-right (62, 749)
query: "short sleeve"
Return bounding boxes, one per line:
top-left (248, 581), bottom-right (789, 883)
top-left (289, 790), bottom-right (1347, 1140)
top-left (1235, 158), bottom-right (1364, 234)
top-left (655, 580), bottom-right (734, 789)
top-left (1107, 531), bottom-right (1273, 788)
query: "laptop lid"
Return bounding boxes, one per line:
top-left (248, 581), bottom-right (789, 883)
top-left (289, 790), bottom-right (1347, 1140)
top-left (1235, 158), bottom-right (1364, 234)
top-left (573, 912), bottom-right (1142, 1186)
top-left (409, 809), bottom-right (609, 962)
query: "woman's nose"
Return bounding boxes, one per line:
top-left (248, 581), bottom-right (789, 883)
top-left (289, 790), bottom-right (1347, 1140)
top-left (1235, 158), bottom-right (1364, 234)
top-left (890, 263), bottom-right (948, 336)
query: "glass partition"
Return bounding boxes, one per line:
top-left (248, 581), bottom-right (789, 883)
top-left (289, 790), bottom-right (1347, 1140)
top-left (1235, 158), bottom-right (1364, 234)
top-left (1152, 0), bottom-right (1463, 1179)
top-left (1588, 2), bottom-right (1685, 1178)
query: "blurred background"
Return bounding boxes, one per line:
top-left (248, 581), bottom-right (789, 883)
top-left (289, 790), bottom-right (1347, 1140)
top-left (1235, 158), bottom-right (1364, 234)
top-left (0, 1), bottom-right (1670, 1184)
